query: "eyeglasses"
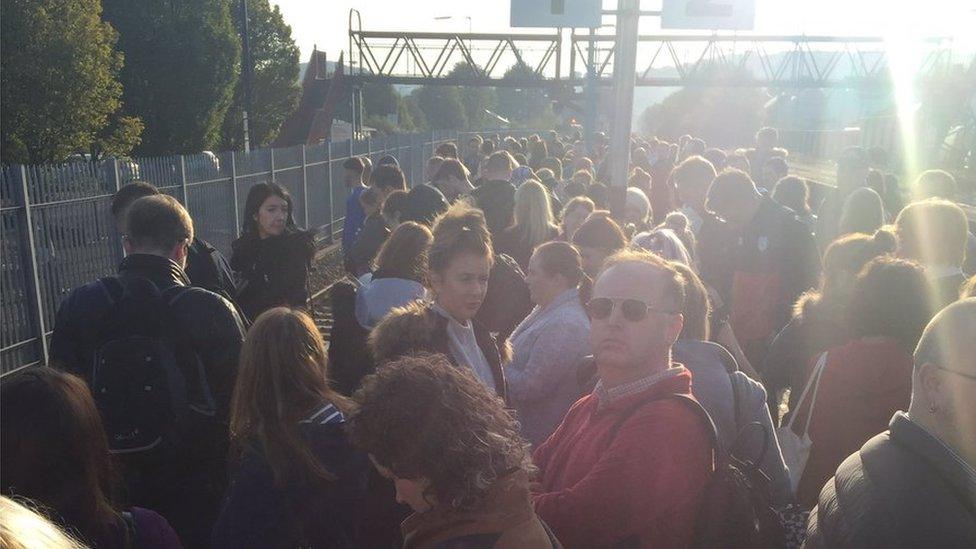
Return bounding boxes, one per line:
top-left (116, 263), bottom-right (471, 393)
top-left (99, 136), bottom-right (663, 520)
top-left (935, 365), bottom-right (976, 382)
top-left (586, 297), bottom-right (678, 322)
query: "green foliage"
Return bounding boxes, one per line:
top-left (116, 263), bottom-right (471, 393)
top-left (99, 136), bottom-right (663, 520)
top-left (638, 65), bottom-right (765, 147)
top-left (362, 83), bottom-right (399, 117)
top-left (220, 0), bottom-right (300, 149)
top-left (495, 62), bottom-right (551, 127)
top-left (414, 86), bottom-right (467, 130)
top-left (399, 94), bottom-right (426, 132)
top-left (91, 114), bottom-right (145, 160)
top-left (1, 0), bottom-right (133, 164)
top-left (102, 0), bottom-right (239, 155)
top-left (446, 62), bottom-right (496, 130)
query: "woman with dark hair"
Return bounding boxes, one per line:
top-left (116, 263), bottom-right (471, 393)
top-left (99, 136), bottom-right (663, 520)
top-left (670, 265), bottom-right (793, 504)
top-left (348, 353), bottom-right (557, 549)
top-left (571, 211), bottom-right (627, 278)
top-left (772, 175), bottom-right (817, 230)
top-left (763, 229), bottom-right (897, 422)
top-left (790, 257), bottom-right (931, 508)
top-left (496, 180), bottom-right (560, 270)
top-left (1, 367), bottom-right (180, 548)
top-left (507, 241), bottom-right (591, 446)
top-left (431, 158), bottom-right (474, 203)
top-left (370, 202), bottom-right (509, 397)
top-left (213, 308), bottom-right (368, 548)
top-left (230, 182), bottom-right (315, 321)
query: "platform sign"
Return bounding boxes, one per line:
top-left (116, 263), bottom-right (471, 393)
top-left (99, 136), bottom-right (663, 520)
top-left (662, 0), bottom-right (755, 30)
top-left (511, 0), bottom-right (602, 28)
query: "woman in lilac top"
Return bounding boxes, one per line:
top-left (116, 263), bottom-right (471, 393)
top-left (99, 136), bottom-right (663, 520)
top-left (508, 241), bottom-right (592, 446)
top-left (1, 367), bottom-right (181, 548)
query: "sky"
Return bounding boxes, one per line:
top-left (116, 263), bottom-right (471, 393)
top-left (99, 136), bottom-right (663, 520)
top-left (274, 0), bottom-right (975, 63)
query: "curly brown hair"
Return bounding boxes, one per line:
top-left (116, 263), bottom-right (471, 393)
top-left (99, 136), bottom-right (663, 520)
top-left (348, 353), bottom-right (533, 512)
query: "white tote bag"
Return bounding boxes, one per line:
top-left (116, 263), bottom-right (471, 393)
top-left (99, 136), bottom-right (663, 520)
top-left (776, 351), bottom-right (829, 493)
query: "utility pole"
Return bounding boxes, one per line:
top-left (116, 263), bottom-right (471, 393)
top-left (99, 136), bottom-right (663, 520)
top-left (240, 0), bottom-right (254, 151)
top-left (608, 0), bottom-right (639, 214)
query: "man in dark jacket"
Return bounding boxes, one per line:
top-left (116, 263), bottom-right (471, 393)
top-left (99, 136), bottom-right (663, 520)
top-left (110, 181), bottom-right (239, 305)
top-left (805, 299), bottom-right (976, 548)
top-left (706, 169), bottom-right (821, 371)
top-left (471, 150), bottom-right (516, 236)
top-left (51, 194), bottom-right (246, 548)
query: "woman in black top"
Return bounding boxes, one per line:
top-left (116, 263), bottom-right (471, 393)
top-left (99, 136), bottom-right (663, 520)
top-left (231, 183), bottom-right (315, 321)
top-left (213, 308), bottom-right (368, 548)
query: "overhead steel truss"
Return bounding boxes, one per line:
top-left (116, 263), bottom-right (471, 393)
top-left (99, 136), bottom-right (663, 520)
top-left (348, 9), bottom-right (561, 87)
top-left (570, 33), bottom-right (962, 89)
top-left (348, 10), bottom-right (968, 90)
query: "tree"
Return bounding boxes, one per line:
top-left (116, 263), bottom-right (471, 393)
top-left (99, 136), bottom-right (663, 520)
top-left (414, 86), bottom-right (467, 130)
top-left (102, 0), bottom-right (239, 155)
top-left (446, 62), bottom-right (495, 130)
top-left (638, 65), bottom-right (765, 147)
top-left (219, 0), bottom-right (300, 150)
top-left (362, 82), bottom-right (399, 118)
top-left (1, 0), bottom-right (133, 164)
top-left (495, 62), bottom-right (551, 127)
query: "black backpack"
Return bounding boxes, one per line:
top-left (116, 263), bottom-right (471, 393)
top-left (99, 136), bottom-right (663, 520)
top-left (92, 276), bottom-right (216, 455)
top-left (612, 393), bottom-right (786, 549)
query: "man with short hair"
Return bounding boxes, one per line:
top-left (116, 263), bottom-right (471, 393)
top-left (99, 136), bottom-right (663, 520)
top-left (706, 169), bottom-right (820, 370)
top-left (370, 164), bottom-right (407, 199)
top-left (762, 156), bottom-right (789, 191)
top-left (747, 127), bottom-right (787, 184)
top-left (341, 156), bottom-right (368, 255)
top-left (435, 141), bottom-right (458, 159)
top-left (463, 135), bottom-right (483, 176)
top-left (896, 198), bottom-right (970, 310)
top-left (532, 250), bottom-right (713, 548)
top-left (51, 194), bottom-right (246, 547)
top-left (471, 150), bottom-right (517, 236)
top-left (110, 181), bottom-right (238, 304)
top-left (805, 298), bottom-right (976, 548)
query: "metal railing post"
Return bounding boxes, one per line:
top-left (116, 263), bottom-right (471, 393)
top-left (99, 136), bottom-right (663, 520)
top-left (301, 144), bottom-right (310, 229)
top-left (231, 151), bottom-right (241, 239)
top-left (179, 156), bottom-right (189, 206)
top-left (327, 141), bottom-right (335, 243)
top-left (110, 157), bottom-right (121, 192)
top-left (269, 147), bottom-right (275, 182)
top-left (15, 166), bottom-right (50, 366)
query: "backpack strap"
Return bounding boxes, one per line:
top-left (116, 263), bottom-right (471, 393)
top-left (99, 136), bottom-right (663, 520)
top-left (609, 392), bottom-right (720, 459)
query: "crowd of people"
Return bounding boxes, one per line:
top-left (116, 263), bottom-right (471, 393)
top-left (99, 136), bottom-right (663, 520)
top-left (2, 127), bottom-right (975, 548)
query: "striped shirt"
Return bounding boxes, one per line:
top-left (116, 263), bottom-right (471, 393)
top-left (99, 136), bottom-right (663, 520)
top-left (300, 402), bottom-right (345, 426)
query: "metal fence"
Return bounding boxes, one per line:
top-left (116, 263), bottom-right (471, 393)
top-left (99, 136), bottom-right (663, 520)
top-left (0, 130), bottom-right (459, 375)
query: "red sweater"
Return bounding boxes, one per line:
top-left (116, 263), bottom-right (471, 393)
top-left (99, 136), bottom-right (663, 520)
top-left (792, 337), bottom-right (913, 507)
top-left (531, 367), bottom-right (712, 549)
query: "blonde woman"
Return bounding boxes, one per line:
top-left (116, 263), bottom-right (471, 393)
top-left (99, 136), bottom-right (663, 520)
top-left (495, 180), bottom-right (560, 269)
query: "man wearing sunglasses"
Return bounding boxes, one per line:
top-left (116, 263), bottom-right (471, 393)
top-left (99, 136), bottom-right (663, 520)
top-left (806, 298), bottom-right (976, 547)
top-left (532, 250), bottom-right (713, 549)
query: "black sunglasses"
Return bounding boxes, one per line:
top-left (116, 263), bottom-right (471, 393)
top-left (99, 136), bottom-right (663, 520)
top-left (586, 297), bottom-right (677, 322)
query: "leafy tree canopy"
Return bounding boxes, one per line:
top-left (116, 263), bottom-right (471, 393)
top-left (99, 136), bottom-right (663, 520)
top-left (1, 0), bottom-right (134, 164)
top-left (102, 0), bottom-right (239, 155)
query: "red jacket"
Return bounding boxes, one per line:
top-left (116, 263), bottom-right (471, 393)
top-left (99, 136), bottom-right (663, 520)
top-left (531, 367), bottom-right (712, 549)
top-left (792, 337), bottom-right (913, 507)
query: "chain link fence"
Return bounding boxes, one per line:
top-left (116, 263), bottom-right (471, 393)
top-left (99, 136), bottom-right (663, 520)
top-left (0, 130), bottom-right (458, 375)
